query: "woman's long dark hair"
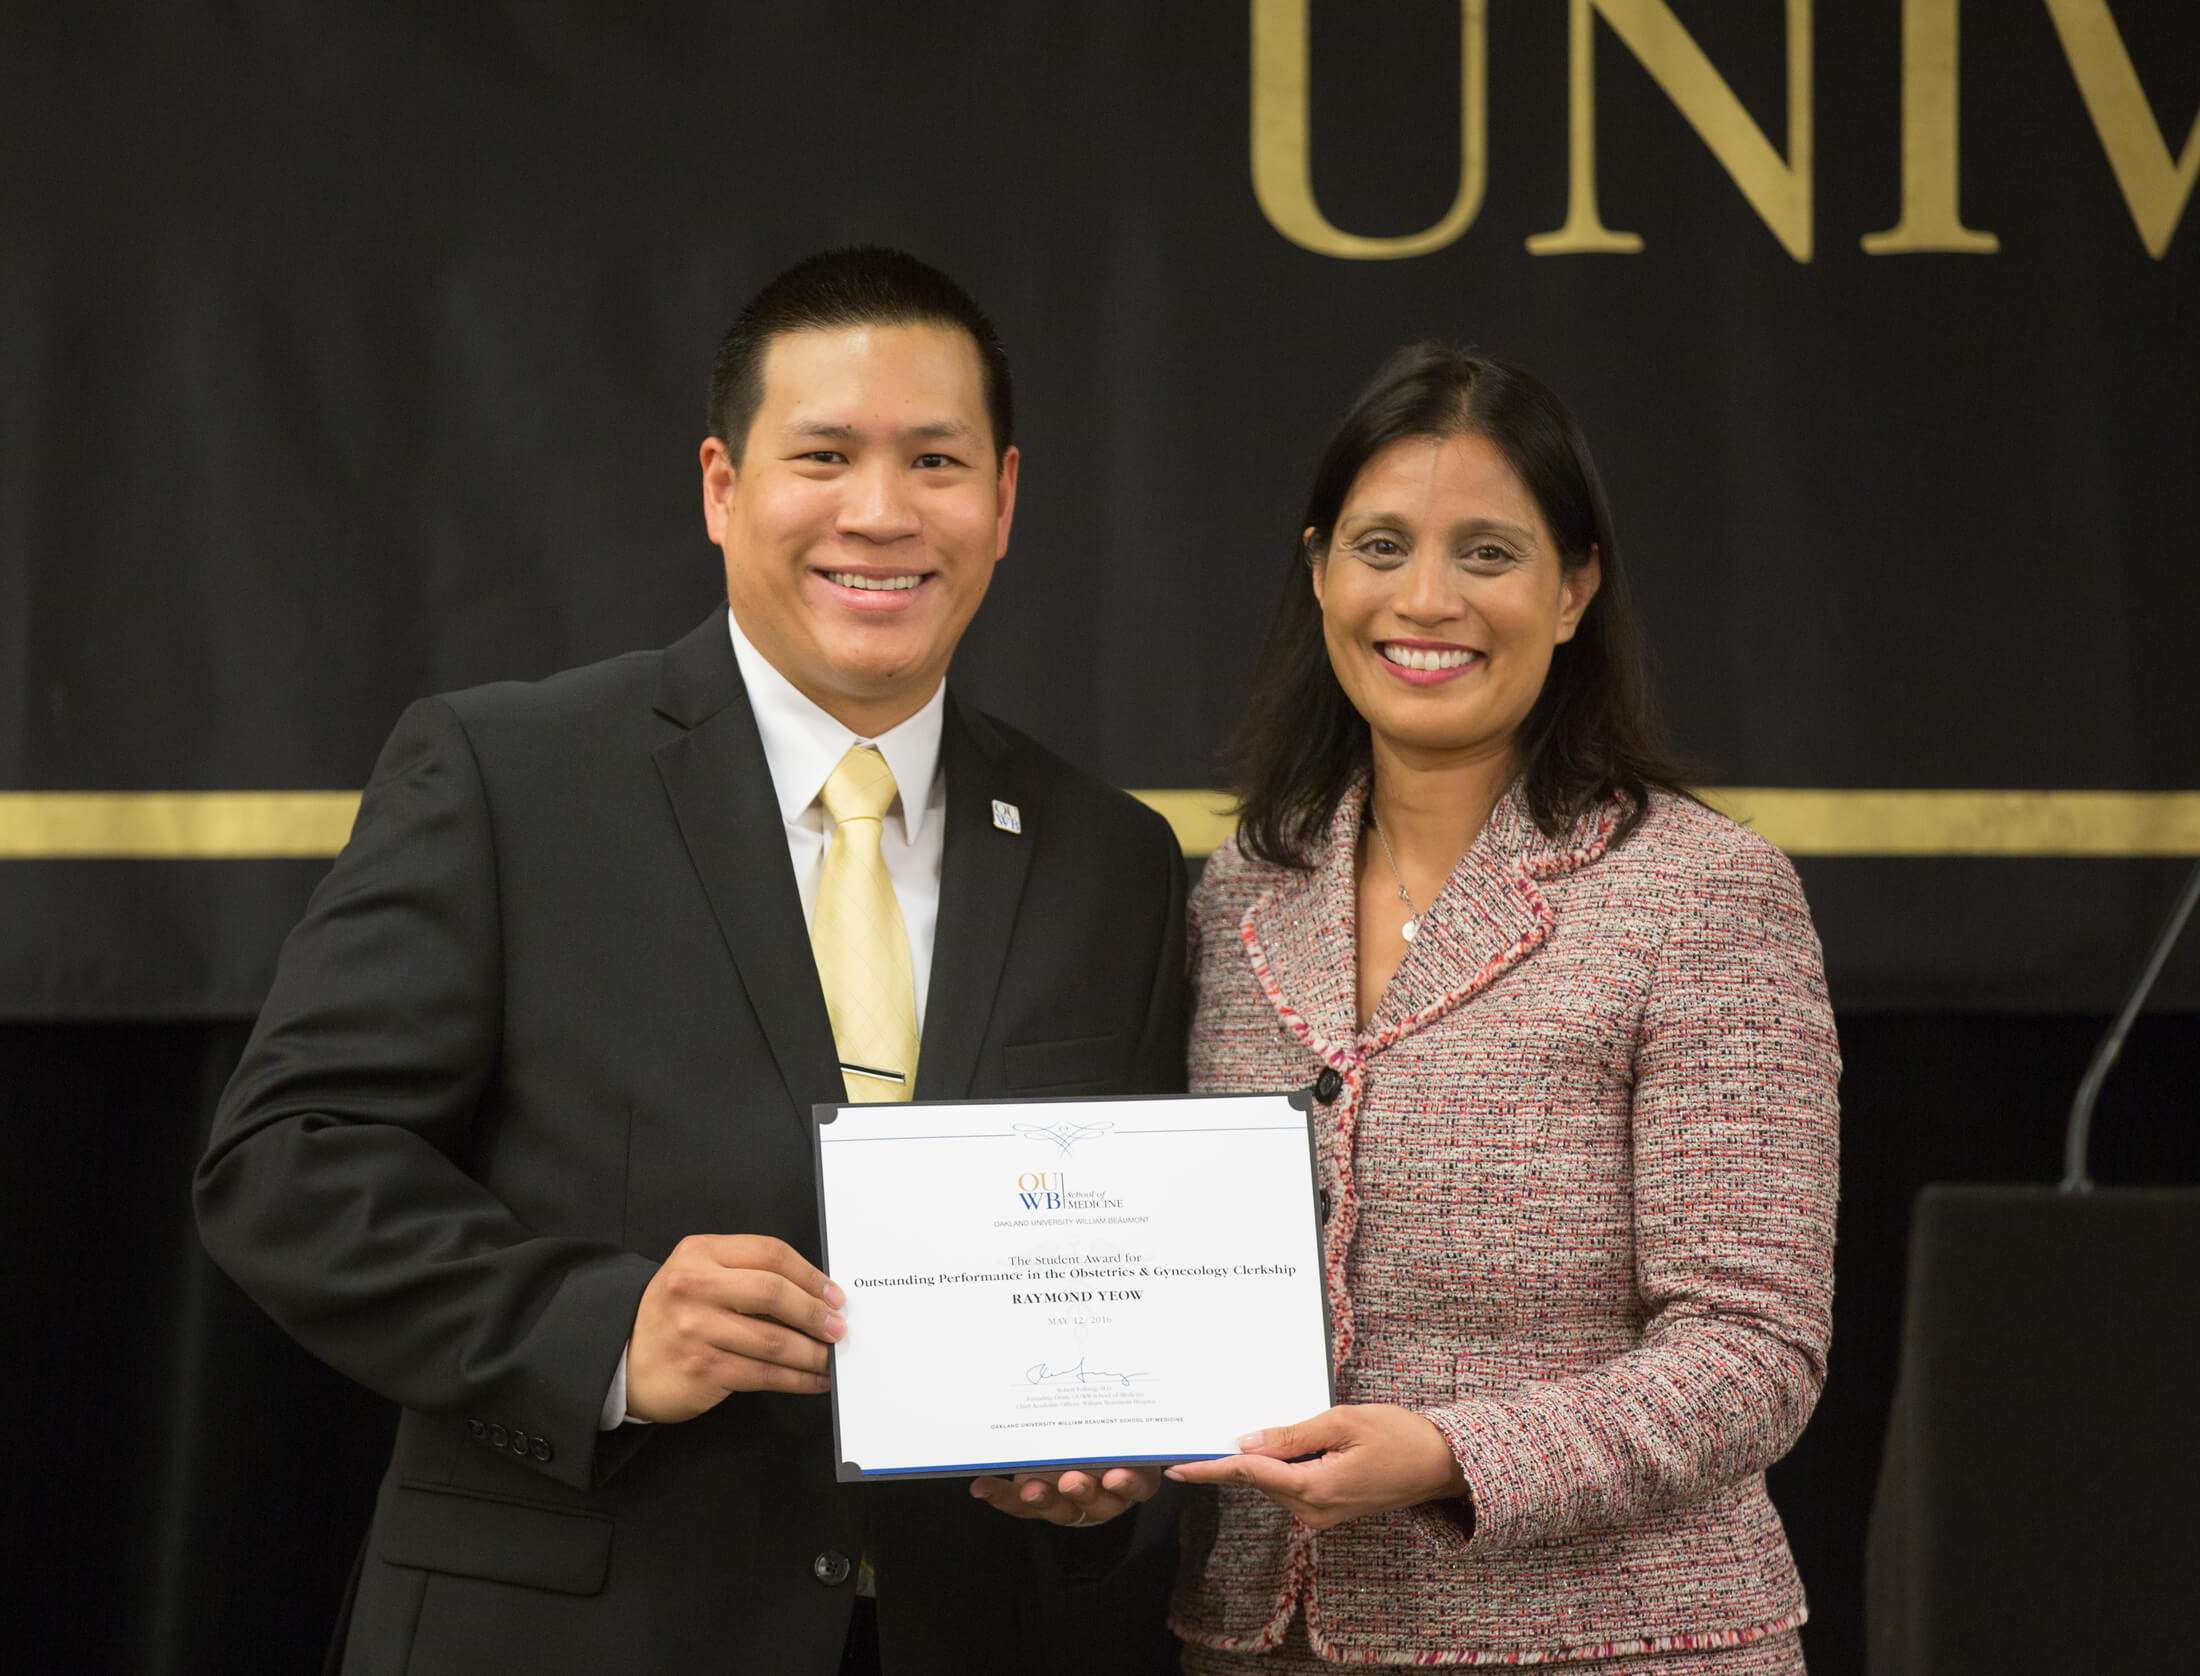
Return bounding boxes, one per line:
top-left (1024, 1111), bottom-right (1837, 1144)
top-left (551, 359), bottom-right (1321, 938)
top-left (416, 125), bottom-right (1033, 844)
top-left (1232, 343), bottom-right (1691, 868)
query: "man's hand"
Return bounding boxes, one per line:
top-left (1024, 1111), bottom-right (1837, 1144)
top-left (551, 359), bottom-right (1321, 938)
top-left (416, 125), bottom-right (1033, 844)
top-left (1162, 1404), bottom-right (1467, 1531)
top-left (625, 1234), bottom-right (845, 1422)
top-left (968, 1465), bottom-right (1162, 1528)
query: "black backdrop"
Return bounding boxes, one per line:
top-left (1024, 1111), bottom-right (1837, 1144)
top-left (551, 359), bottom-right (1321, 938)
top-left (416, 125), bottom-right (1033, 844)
top-left (6, 4), bottom-right (2199, 1672)
top-left (6, 0), bottom-right (2198, 1011)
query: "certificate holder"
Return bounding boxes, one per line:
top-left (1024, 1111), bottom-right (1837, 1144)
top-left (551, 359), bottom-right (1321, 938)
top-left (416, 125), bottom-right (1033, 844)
top-left (812, 1091), bottom-right (1334, 1481)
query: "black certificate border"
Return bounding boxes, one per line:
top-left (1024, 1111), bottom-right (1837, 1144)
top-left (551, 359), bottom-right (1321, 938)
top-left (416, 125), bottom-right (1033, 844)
top-left (811, 1086), bottom-right (1335, 1483)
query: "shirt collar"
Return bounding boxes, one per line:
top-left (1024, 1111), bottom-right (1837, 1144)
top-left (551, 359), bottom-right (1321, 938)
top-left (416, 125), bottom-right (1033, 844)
top-left (726, 608), bottom-right (945, 839)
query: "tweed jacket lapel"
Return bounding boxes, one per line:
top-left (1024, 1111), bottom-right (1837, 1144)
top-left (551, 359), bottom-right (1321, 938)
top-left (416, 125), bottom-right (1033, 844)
top-left (1238, 792), bottom-right (1364, 1065)
top-left (1364, 784), bottom-right (1595, 1043)
top-left (1243, 775), bottom-right (1624, 1061)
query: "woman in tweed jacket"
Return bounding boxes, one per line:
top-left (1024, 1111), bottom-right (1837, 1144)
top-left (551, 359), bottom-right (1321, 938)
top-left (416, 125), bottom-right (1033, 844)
top-left (1165, 348), bottom-right (1839, 1672)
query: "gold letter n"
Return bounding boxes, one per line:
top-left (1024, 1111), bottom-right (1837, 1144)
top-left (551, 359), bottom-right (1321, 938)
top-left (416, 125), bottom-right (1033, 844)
top-left (1529, 0), bottom-right (1814, 262)
top-left (1250, 0), bottom-right (1488, 260)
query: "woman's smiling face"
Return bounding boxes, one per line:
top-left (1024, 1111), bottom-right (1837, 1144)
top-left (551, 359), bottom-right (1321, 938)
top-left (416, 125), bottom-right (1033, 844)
top-left (1311, 430), bottom-right (1600, 769)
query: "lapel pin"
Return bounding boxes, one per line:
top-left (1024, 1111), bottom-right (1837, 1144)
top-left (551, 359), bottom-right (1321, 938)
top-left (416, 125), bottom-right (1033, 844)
top-left (991, 800), bottom-right (1023, 835)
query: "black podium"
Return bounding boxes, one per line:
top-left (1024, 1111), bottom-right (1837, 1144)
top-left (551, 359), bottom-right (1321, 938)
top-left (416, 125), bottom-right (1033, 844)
top-left (1866, 1184), bottom-right (2200, 1672)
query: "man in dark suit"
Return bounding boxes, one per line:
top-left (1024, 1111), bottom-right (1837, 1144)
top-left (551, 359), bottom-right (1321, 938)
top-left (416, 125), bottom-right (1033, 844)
top-left (195, 248), bottom-right (1186, 1675)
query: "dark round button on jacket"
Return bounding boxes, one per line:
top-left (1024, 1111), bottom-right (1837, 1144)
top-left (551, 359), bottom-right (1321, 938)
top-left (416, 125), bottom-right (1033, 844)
top-left (1313, 1067), bottom-right (1343, 1104)
top-left (812, 1551), bottom-right (852, 1587)
top-left (487, 1424), bottom-right (509, 1449)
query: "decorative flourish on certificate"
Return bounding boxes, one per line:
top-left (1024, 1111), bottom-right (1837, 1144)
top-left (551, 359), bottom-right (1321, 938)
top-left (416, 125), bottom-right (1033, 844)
top-left (1013, 1118), bottom-right (1115, 1156)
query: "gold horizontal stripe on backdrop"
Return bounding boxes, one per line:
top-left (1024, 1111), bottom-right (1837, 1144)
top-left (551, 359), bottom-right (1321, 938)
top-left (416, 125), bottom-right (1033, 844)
top-left (4, 789), bottom-right (2200, 860)
top-left (1131, 789), bottom-right (2200, 859)
top-left (0, 793), bottom-right (365, 858)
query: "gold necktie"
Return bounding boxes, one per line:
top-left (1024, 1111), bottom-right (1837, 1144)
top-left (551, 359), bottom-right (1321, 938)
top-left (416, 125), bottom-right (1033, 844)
top-left (812, 745), bottom-right (919, 1104)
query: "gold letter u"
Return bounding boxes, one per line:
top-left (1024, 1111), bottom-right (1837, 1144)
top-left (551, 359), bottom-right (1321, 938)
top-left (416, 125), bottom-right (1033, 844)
top-left (1250, 0), bottom-right (1488, 260)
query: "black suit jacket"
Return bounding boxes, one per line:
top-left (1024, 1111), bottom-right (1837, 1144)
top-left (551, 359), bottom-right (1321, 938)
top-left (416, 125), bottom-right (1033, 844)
top-left (195, 615), bottom-right (1188, 1675)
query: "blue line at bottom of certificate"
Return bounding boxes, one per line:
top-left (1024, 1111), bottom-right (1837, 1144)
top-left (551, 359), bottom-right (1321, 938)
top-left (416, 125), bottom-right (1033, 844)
top-left (860, 1452), bottom-right (1227, 1477)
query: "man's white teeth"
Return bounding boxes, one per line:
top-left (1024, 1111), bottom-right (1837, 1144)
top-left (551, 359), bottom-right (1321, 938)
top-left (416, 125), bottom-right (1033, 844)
top-left (827, 572), bottom-right (923, 591)
top-left (1381, 645), bottom-right (1479, 671)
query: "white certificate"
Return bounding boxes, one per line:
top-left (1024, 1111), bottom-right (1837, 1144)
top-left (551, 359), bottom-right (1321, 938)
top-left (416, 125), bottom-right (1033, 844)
top-left (812, 1091), bottom-right (1333, 1479)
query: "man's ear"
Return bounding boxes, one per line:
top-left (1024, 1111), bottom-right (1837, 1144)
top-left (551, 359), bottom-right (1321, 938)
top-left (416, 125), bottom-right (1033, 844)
top-left (993, 444), bottom-right (1021, 561)
top-left (700, 436), bottom-right (738, 543)
top-left (1554, 546), bottom-right (1603, 644)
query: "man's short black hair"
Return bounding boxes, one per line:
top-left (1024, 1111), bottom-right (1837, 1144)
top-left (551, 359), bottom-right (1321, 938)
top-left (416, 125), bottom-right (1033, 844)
top-left (708, 246), bottom-right (1013, 463)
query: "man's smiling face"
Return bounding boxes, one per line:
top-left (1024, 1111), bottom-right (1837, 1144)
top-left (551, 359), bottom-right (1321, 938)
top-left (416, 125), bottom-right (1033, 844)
top-left (701, 321), bottom-right (1018, 736)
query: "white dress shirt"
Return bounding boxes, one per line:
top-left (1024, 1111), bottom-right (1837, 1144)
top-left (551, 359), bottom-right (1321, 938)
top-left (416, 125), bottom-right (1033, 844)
top-left (599, 608), bottom-right (948, 1429)
top-left (724, 608), bottom-right (947, 1028)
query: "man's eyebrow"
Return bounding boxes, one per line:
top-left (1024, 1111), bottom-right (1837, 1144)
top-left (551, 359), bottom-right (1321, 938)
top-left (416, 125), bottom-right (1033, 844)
top-left (781, 420), bottom-right (980, 444)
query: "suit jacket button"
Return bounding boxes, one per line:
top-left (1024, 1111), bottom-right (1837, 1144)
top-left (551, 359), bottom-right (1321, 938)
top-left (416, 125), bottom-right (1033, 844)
top-left (509, 1429), bottom-right (531, 1455)
top-left (530, 1438), bottom-right (554, 1463)
top-left (812, 1551), bottom-right (852, 1587)
top-left (465, 1418), bottom-right (486, 1440)
top-left (1313, 1067), bottom-right (1343, 1104)
top-left (487, 1424), bottom-right (509, 1449)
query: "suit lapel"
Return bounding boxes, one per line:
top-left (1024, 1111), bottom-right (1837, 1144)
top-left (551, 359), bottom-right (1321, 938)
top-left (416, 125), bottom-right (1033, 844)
top-left (650, 617), bottom-right (842, 1119)
top-left (914, 694), bottom-right (1032, 1101)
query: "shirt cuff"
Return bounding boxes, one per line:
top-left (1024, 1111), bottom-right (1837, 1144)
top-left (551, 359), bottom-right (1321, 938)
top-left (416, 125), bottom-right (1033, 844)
top-left (599, 1345), bottom-right (651, 1430)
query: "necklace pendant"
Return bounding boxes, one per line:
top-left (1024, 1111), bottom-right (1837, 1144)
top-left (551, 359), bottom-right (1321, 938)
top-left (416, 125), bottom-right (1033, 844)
top-left (1400, 915), bottom-right (1419, 942)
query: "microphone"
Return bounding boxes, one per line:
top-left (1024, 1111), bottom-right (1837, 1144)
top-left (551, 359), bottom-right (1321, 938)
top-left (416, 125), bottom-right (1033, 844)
top-left (2061, 855), bottom-right (2200, 1194)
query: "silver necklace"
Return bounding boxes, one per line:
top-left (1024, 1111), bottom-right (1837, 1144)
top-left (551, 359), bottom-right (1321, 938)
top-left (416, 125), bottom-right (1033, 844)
top-left (1367, 811), bottom-right (1426, 943)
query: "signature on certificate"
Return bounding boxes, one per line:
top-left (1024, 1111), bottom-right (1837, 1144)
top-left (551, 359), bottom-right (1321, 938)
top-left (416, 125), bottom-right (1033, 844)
top-left (1025, 1357), bottom-right (1152, 1389)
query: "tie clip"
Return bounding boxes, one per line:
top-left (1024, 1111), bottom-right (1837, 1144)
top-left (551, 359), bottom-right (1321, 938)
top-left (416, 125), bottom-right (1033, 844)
top-left (839, 1061), bottom-right (908, 1084)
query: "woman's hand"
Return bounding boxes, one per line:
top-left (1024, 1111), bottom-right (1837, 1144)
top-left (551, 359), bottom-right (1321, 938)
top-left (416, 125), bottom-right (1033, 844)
top-left (968, 1465), bottom-right (1162, 1527)
top-left (1164, 1404), bottom-right (1468, 1531)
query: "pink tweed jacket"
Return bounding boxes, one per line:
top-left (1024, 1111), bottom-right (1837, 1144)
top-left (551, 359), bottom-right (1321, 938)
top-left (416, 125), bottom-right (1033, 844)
top-left (1169, 780), bottom-right (1840, 1667)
